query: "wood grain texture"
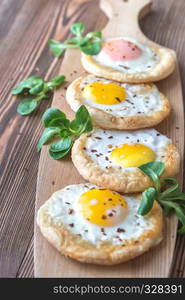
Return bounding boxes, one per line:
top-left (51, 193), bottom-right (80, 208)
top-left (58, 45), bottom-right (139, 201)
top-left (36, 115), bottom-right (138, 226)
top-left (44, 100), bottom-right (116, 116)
top-left (0, 0), bottom-right (184, 278)
top-left (35, 0), bottom-right (184, 277)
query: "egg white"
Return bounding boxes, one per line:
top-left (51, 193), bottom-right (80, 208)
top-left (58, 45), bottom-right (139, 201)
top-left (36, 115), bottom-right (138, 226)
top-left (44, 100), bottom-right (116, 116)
top-left (42, 183), bottom-right (152, 245)
top-left (84, 128), bottom-right (171, 171)
top-left (81, 75), bottom-right (163, 117)
top-left (94, 37), bottom-right (159, 74)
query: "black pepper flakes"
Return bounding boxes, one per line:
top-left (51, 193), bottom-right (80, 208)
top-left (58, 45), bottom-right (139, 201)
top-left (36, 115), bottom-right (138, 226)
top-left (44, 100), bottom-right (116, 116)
top-left (68, 209), bottom-right (74, 215)
top-left (115, 97), bottom-right (121, 103)
top-left (101, 228), bottom-right (106, 235)
top-left (121, 65), bottom-right (130, 70)
top-left (117, 228), bottom-right (125, 233)
top-left (108, 213), bottom-right (113, 217)
top-left (69, 223), bottom-right (74, 227)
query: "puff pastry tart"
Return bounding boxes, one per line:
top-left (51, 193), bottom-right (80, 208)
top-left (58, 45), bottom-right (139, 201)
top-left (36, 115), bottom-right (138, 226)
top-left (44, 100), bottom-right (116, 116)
top-left (82, 37), bottom-right (175, 83)
top-left (37, 183), bottom-right (163, 265)
top-left (66, 74), bottom-right (170, 130)
top-left (72, 128), bottom-right (180, 193)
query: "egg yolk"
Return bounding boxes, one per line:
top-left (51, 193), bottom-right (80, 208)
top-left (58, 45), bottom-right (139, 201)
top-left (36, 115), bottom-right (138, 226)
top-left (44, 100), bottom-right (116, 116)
top-left (103, 39), bottom-right (142, 61)
top-left (110, 144), bottom-right (156, 168)
top-left (83, 82), bottom-right (126, 105)
top-left (78, 189), bottom-right (128, 227)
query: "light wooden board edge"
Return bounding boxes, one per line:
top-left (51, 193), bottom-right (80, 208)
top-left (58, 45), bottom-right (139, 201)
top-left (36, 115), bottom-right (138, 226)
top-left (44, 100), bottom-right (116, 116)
top-left (34, 0), bottom-right (184, 277)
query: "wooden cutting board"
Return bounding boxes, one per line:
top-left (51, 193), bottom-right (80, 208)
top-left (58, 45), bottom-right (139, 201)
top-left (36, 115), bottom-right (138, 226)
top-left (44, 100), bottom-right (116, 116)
top-left (34, 0), bottom-right (184, 277)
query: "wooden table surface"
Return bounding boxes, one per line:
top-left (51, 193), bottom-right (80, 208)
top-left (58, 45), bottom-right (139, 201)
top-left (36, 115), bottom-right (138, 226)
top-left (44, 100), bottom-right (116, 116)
top-left (0, 0), bottom-right (184, 278)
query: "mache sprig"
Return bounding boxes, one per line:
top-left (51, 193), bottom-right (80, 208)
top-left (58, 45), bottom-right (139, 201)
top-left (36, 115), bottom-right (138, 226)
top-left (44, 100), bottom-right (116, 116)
top-left (138, 161), bottom-right (185, 233)
top-left (11, 75), bottom-right (66, 115)
top-left (49, 22), bottom-right (102, 57)
top-left (37, 105), bottom-right (93, 159)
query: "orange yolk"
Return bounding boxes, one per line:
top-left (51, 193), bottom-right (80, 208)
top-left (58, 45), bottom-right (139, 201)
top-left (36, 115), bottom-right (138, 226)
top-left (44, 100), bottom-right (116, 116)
top-left (78, 189), bottom-right (128, 227)
top-left (103, 40), bottom-right (142, 61)
top-left (83, 82), bottom-right (126, 105)
top-left (110, 144), bottom-right (156, 168)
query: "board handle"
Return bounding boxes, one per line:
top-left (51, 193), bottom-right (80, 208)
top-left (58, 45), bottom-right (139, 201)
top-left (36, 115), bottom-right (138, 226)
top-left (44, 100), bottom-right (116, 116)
top-left (100, 0), bottom-right (152, 40)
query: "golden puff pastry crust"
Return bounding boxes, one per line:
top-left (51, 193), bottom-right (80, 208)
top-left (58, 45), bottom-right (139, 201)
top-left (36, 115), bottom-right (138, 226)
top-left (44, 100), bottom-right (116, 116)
top-left (37, 192), bottom-right (163, 265)
top-left (66, 75), bottom-right (171, 130)
top-left (81, 45), bottom-right (175, 83)
top-left (71, 133), bottom-right (180, 193)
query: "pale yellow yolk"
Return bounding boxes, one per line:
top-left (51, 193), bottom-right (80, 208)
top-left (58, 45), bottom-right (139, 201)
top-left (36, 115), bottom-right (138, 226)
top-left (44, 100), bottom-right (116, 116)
top-left (83, 82), bottom-right (126, 105)
top-left (110, 144), bottom-right (156, 168)
top-left (78, 189), bottom-right (128, 227)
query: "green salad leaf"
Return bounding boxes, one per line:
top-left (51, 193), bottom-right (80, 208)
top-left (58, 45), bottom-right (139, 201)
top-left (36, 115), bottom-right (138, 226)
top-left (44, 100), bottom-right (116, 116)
top-left (37, 105), bottom-right (92, 159)
top-left (11, 75), bottom-right (66, 115)
top-left (138, 161), bottom-right (185, 233)
top-left (49, 23), bottom-right (102, 57)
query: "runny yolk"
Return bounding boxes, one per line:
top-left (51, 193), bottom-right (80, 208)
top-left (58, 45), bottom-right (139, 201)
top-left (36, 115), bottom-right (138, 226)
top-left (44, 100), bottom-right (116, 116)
top-left (110, 144), bottom-right (156, 168)
top-left (83, 82), bottom-right (126, 105)
top-left (103, 39), bottom-right (142, 61)
top-left (78, 189), bottom-right (128, 227)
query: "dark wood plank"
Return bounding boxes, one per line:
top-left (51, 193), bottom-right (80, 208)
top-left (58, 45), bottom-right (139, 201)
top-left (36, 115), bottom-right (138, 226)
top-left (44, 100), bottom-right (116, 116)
top-left (0, 0), bottom-right (184, 277)
top-left (16, 237), bottom-right (34, 278)
top-left (0, 0), bottom-right (66, 278)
